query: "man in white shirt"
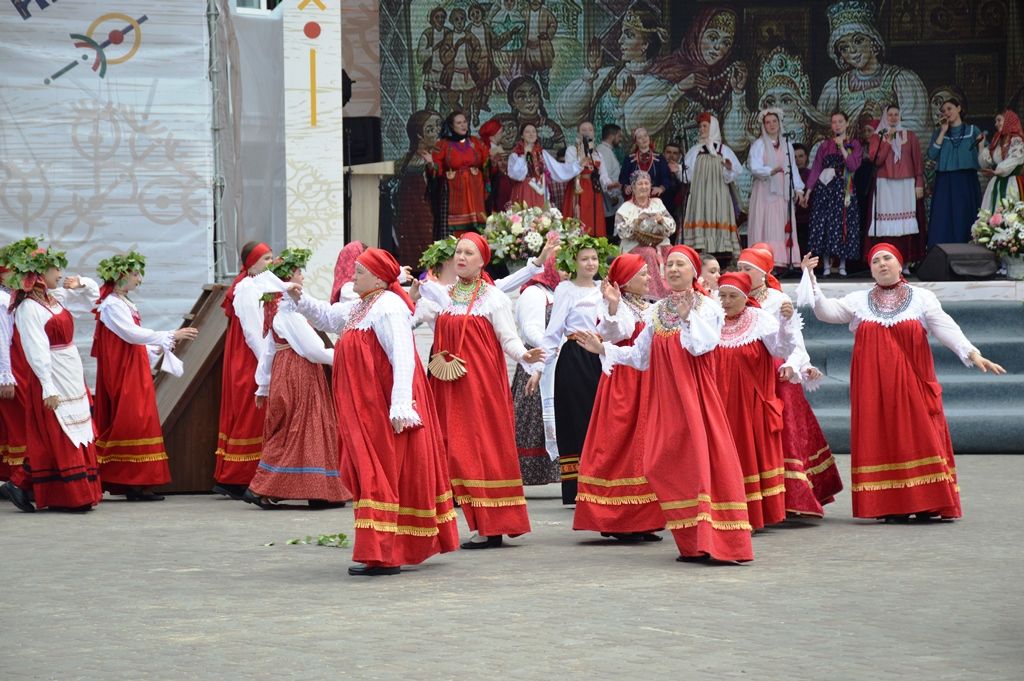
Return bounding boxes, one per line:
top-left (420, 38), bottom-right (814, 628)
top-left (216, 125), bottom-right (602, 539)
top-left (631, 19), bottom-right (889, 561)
top-left (597, 124), bottom-right (624, 238)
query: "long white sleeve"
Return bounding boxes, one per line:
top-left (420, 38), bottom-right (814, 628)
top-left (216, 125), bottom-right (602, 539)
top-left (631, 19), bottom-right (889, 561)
top-left (507, 153), bottom-right (528, 181)
top-left (51, 277), bottom-right (100, 316)
top-left (721, 145), bottom-right (742, 184)
top-left (99, 297), bottom-right (175, 350)
top-left (0, 295), bottom-right (14, 386)
top-left (978, 144), bottom-right (994, 169)
top-left (811, 278), bottom-right (856, 325)
top-left (919, 289), bottom-right (978, 366)
top-left (296, 291), bottom-right (359, 334)
top-left (761, 312), bottom-right (806, 374)
top-left (516, 285), bottom-right (550, 348)
top-left (543, 149), bottom-right (582, 183)
top-left (274, 308), bottom-right (333, 366)
top-left (596, 298), bottom-right (636, 344)
top-left (254, 334), bottom-right (276, 397)
top-left (372, 295), bottom-right (422, 426)
top-left (539, 282), bottom-right (575, 374)
top-left (494, 259), bottom-right (543, 294)
top-left (601, 322), bottom-right (654, 373)
top-left (789, 143), bottom-right (806, 192)
top-left (748, 139), bottom-right (773, 180)
top-left (488, 291), bottom-right (530, 363)
top-left (993, 138), bottom-right (1024, 177)
top-left (14, 302), bottom-right (57, 399)
top-left (680, 298), bottom-right (724, 356)
top-left (233, 279), bottom-right (267, 359)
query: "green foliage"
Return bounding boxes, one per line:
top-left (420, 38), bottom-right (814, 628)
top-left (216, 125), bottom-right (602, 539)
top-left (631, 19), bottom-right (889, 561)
top-left (1, 238), bottom-right (66, 290)
top-left (419, 235), bottom-right (457, 272)
top-left (283, 533), bottom-right (350, 548)
top-left (97, 250), bottom-right (147, 282)
top-left (556, 235), bottom-right (619, 279)
top-left (269, 248), bottom-right (312, 280)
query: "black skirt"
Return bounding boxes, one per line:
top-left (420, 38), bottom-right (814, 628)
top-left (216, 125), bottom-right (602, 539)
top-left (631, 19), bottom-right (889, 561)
top-left (554, 340), bottom-right (602, 504)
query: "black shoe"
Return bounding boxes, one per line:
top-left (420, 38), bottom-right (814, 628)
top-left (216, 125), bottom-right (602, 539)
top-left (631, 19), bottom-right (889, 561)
top-left (2, 481), bottom-right (35, 513)
top-left (212, 483), bottom-right (246, 500)
top-left (125, 489), bottom-right (165, 502)
top-left (242, 489), bottom-right (275, 509)
top-left (460, 535), bottom-right (503, 550)
top-left (308, 499), bottom-right (347, 509)
top-left (638, 532), bottom-right (663, 542)
top-left (676, 553), bottom-right (711, 563)
top-left (347, 565), bottom-right (401, 576)
top-left (49, 505), bottom-right (93, 513)
top-left (882, 514), bottom-right (911, 524)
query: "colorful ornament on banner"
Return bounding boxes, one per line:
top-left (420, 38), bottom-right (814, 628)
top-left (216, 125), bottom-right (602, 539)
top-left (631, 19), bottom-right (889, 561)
top-left (44, 12), bottom-right (149, 85)
top-left (299, 0), bottom-right (325, 127)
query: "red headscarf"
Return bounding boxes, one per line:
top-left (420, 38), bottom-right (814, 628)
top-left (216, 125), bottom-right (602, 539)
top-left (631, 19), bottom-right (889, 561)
top-left (331, 241), bottom-right (365, 303)
top-left (647, 8), bottom-right (737, 113)
top-left (357, 248), bottom-right (416, 313)
top-left (991, 109), bottom-right (1023, 155)
top-left (479, 118), bottom-right (502, 148)
top-left (737, 247), bottom-right (782, 291)
top-left (697, 111), bottom-right (712, 124)
top-left (520, 254), bottom-right (561, 293)
top-left (606, 253), bottom-right (646, 287)
top-left (223, 242), bottom-right (271, 318)
top-left (867, 242), bottom-right (904, 267)
top-left (718, 271), bottom-right (760, 308)
top-left (666, 245), bottom-right (709, 296)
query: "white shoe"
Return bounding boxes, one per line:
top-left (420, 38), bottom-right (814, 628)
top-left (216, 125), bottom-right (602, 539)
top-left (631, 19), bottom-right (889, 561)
top-left (839, 266), bottom-right (847, 277)
top-left (822, 266), bottom-right (831, 277)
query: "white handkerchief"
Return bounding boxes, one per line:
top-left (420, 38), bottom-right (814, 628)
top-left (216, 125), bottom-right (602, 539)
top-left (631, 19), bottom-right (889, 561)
top-left (250, 270), bottom-right (291, 294)
top-left (794, 268), bottom-right (815, 307)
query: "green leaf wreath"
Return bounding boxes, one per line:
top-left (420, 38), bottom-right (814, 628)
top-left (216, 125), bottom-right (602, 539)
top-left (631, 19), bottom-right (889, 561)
top-left (97, 250), bottom-right (147, 283)
top-left (419, 235), bottom-right (457, 273)
top-left (269, 247), bottom-right (312, 280)
top-left (556, 235), bottom-right (619, 279)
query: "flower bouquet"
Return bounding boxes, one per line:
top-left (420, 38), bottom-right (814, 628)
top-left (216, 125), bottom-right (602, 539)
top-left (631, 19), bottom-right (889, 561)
top-left (972, 199), bottom-right (1024, 278)
top-left (481, 202), bottom-right (584, 265)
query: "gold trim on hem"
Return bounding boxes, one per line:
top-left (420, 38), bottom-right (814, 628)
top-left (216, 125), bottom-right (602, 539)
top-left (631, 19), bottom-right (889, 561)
top-left (577, 475), bottom-right (649, 487)
top-left (353, 519), bottom-right (441, 537)
top-left (451, 478), bottom-right (524, 489)
top-left (806, 455), bottom-right (839, 477)
top-left (851, 456), bottom-right (945, 475)
top-left (453, 494), bottom-right (527, 508)
top-left (852, 472), bottom-right (954, 492)
top-left (665, 513), bottom-right (753, 531)
top-left (214, 449), bottom-right (262, 462)
top-left (96, 436), bottom-right (165, 448)
top-left (217, 433), bottom-right (264, 446)
top-left (660, 494), bottom-right (748, 512)
top-left (97, 452), bottom-right (169, 464)
top-left (575, 492), bottom-right (659, 506)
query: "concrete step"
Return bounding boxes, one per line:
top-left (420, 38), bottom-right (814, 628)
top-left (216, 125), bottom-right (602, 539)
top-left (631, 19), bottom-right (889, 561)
top-left (805, 373), bottom-right (1024, 407)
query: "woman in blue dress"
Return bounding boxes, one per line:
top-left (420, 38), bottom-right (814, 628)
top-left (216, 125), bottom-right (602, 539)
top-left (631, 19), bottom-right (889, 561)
top-left (927, 98), bottom-right (983, 246)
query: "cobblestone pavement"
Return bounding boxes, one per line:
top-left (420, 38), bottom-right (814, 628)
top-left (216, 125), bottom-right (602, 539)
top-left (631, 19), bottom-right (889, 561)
top-left (2, 454), bottom-right (1021, 681)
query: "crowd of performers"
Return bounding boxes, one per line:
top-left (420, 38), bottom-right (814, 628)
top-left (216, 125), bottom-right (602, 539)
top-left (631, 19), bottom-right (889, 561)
top-left (0, 221), bottom-right (1006, 576)
top-left (417, 104), bottom-right (1024, 275)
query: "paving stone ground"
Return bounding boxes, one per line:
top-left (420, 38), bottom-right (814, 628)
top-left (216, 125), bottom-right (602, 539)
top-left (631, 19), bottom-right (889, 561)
top-left (2, 454), bottom-right (1021, 681)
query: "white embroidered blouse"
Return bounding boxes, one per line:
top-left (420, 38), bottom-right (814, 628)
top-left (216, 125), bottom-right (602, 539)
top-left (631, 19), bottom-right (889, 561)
top-left (254, 295), bottom-right (334, 397)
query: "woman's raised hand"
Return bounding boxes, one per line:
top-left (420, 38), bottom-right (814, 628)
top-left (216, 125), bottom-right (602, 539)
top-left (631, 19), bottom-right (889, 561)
top-left (801, 252), bottom-right (819, 272)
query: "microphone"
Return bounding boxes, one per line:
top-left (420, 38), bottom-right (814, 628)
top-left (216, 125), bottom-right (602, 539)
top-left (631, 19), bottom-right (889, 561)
top-left (781, 130), bottom-right (796, 139)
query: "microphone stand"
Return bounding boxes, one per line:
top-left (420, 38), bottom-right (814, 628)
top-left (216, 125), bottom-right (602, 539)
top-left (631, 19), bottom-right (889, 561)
top-left (677, 125), bottom-right (695, 245)
top-left (782, 131), bottom-right (797, 269)
top-left (871, 131), bottom-right (885, 240)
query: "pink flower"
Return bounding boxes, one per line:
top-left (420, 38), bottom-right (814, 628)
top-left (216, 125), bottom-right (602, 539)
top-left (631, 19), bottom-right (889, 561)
top-left (991, 213), bottom-right (1004, 226)
top-left (510, 214), bottom-right (522, 223)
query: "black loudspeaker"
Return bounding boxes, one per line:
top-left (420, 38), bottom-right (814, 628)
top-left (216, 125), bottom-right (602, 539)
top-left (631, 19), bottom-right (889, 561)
top-left (343, 117), bottom-right (382, 166)
top-left (917, 244), bottom-right (999, 281)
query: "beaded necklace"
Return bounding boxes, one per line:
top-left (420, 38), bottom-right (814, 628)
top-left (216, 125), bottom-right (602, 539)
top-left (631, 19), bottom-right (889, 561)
top-left (750, 285), bottom-right (768, 303)
top-left (720, 307), bottom-right (757, 344)
top-left (343, 289), bottom-right (384, 331)
top-left (450, 277), bottom-right (484, 307)
top-left (653, 293), bottom-right (701, 335)
top-left (622, 291), bottom-right (649, 319)
top-left (867, 281), bottom-right (913, 319)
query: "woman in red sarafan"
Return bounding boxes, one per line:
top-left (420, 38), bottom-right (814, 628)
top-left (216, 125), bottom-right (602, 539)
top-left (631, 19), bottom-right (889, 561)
top-left (803, 243), bottom-right (1006, 521)
top-left (424, 111), bottom-right (490, 235)
top-left (4, 247), bottom-right (102, 513)
top-left (92, 251), bottom-right (197, 501)
top-left (507, 123), bottom-right (580, 209)
top-left (714, 271), bottom-right (805, 530)
top-left (573, 254), bottom-right (666, 541)
top-left (293, 248), bottom-right (458, 576)
top-left (415, 232), bottom-right (544, 549)
top-left (576, 245), bottom-right (753, 563)
top-left (563, 121), bottom-right (608, 237)
top-left (214, 241), bottom-right (274, 499)
top-left (244, 251), bottom-right (351, 509)
top-left (0, 267), bottom-right (24, 481)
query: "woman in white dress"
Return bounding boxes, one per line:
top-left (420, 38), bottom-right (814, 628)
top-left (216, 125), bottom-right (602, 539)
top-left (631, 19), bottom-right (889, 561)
top-left (682, 113), bottom-right (744, 263)
top-left (747, 109), bottom-right (805, 270)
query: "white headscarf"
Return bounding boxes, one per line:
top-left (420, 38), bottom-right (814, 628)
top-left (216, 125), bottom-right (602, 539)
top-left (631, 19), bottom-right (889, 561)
top-left (759, 108), bottom-right (787, 196)
top-left (700, 115), bottom-right (723, 157)
top-left (875, 109), bottom-right (906, 163)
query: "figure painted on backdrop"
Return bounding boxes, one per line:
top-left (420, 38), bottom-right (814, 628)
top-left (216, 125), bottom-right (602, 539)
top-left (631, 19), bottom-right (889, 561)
top-left (747, 110), bottom-right (805, 270)
top-left (424, 111), bottom-right (490, 236)
top-left (800, 111), bottom-right (863, 277)
top-left (557, 3), bottom-right (666, 133)
top-left (92, 252), bottom-right (197, 502)
top-left (864, 104), bottom-right (926, 268)
top-left (520, 0), bottom-right (558, 100)
top-left (979, 109), bottom-right (1024, 212)
top-left (215, 241), bottom-right (274, 499)
top-left (490, 0), bottom-right (526, 91)
top-left (816, 1), bottom-right (929, 157)
top-left (443, 8), bottom-right (482, 116)
top-left (396, 110), bottom-right (443, 269)
top-left (626, 7), bottom-right (743, 144)
top-left (926, 98), bottom-right (982, 247)
top-left (619, 127), bottom-right (673, 198)
top-left (466, 3), bottom-right (522, 127)
top-left (682, 112), bottom-right (743, 264)
top-left (416, 7), bottom-right (453, 113)
top-left (506, 75), bottom-right (565, 151)
top-left (507, 123), bottom-right (581, 209)
top-left (564, 121), bottom-right (609, 236)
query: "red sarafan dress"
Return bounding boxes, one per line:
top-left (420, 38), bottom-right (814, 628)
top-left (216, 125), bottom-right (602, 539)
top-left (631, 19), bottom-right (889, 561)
top-left (419, 278), bottom-right (533, 538)
top-left (0, 287), bottom-right (26, 481)
top-left (14, 288), bottom-right (102, 509)
top-left (297, 288), bottom-right (458, 567)
top-left (602, 295), bottom-right (753, 562)
top-left (811, 280), bottom-right (970, 519)
top-left (92, 294), bottom-right (174, 492)
top-left (250, 294), bottom-right (351, 503)
top-left (563, 144), bottom-right (606, 237)
top-left (216, 276), bottom-right (267, 485)
top-left (715, 306), bottom-right (805, 530)
top-left (757, 287), bottom-right (842, 514)
top-left (573, 294), bottom-right (665, 535)
top-left (429, 136), bottom-right (489, 231)
top-left (507, 145), bottom-right (580, 210)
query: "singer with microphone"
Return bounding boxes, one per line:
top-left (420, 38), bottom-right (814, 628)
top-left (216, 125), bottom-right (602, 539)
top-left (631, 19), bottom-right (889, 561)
top-left (747, 109), bottom-right (805, 271)
top-left (926, 98), bottom-right (982, 247)
top-left (864, 104), bottom-right (926, 271)
top-left (564, 121), bottom-right (610, 237)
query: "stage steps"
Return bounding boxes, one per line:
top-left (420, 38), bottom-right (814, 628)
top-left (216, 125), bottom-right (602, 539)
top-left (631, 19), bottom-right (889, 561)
top-left (801, 301), bottom-right (1024, 453)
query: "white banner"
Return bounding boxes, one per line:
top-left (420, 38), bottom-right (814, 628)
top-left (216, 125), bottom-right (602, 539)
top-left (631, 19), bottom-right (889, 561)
top-left (0, 1), bottom-right (214, 378)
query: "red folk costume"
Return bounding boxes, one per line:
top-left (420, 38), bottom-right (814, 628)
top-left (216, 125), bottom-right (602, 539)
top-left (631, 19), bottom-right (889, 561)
top-left (573, 254), bottom-right (665, 535)
top-left (92, 289), bottom-right (179, 492)
top-left (216, 243), bottom-right (271, 486)
top-left (808, 244), bottom-right (968, 519)
top-left (14, 278), bottom-right (103, 510)
top-left (600, 246), bottom-right (753, 562)
top-left (563, 142), bottom-right (607, 236)
top-left (250, 283), bottom-right (351, 504)
top-left (296, 249), bottom-right (458, 567)
top-left (418, 233), bottom-right (532, 539)
top-left (428, 135), bottom-right (490, 232)
top-left (741, 246), bottom-right (843, 515)
top-left (0, 286), bottom-right (26, 481)
top-left (715, 272), bottom-right (804, 529)
top-left (507, 142), bottom-right (580, 209)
